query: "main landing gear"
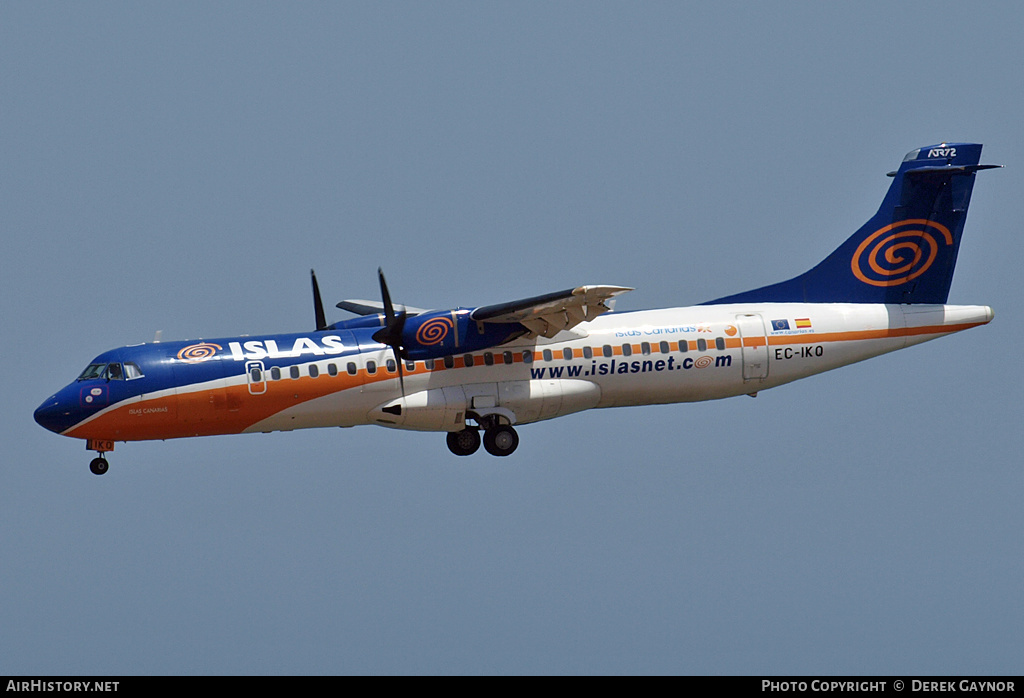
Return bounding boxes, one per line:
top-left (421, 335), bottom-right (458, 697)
top-left (446, 424), bottom-right (520, 457)
top-left (446, 428), bottom-right (481, 456)
top-left (483, 425), bottom-right (519, 456)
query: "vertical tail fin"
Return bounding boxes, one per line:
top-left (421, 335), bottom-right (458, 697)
top-left (705, 143), bottom-right (999, 305)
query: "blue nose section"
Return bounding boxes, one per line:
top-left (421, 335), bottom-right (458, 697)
top-left (34, 396), bottom-right (71, 434)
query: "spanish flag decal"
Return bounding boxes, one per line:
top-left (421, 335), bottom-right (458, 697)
top-left (795, 318), bottom-right (812, 329)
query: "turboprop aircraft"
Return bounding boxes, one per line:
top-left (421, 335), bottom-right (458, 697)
top-left (35, 143), bottom-right (999, 474)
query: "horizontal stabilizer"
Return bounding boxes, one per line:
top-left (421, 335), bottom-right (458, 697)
top-left (889, 164), bottom-right (1001, 177)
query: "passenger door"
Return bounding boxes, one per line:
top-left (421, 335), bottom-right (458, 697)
top-left (735, 313), bottom-right (769, 380)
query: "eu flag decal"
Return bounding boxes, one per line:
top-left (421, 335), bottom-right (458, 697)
top-left (771, 319), bottom-right (790, 331)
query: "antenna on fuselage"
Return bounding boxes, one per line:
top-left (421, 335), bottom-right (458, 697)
top-left (153, 330), bottom-right (163, 343)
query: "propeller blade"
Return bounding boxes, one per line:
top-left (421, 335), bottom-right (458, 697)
top-left (378, 268), bottom-right (395, 327)
top-left (311, 269), bottom-right (328, 331)
top-left (374, 268), bottom-right (407, 398)
top-left (373, 268), bottom-right (407, 345)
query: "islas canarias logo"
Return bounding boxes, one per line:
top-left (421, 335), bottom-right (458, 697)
top-left (851, 219), bottom-right (953, 287)
top-left (415, 317), bottom-right (453, 346)
top-left (176, 342), bottom-right (222, 363)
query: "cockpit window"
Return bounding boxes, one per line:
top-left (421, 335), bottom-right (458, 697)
top-left (78, 363), bottom-right (108, 381)
top-left (77, 362), bottom-right (145, 381)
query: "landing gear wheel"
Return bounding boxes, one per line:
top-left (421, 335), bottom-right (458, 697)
top-left (447, 428), bottom-right (481, 456)
top-left (483, 425), bottom-right (519, 457)
top-left (89, 457), bottom-right (109, 476)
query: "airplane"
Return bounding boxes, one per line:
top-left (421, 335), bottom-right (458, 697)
top-left (35, 143), bottom-right (999, 475)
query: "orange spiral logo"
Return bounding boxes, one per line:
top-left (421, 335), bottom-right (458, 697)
top-left (851, 219), bottom-right (953, 287)
top-left (415, 317), bottom-right (453, 346)
top-left (177, 342), bottom-right (222, 363)
top-left (693, 355), bottom-right (714, 369)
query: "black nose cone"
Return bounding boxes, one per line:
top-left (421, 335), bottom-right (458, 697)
top-left (34, 397), bottom-right (68, 434)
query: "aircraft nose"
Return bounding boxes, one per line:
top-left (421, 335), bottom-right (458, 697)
top-left (34, 396), bottom-right (69, 434)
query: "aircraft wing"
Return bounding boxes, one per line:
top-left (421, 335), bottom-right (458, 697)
top-left (471, 285), bottom-right (633, 338)
top-left (336, 299), bottom-right (428, 317)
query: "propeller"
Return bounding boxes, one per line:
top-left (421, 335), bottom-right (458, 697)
top-left (311, 269), bottom-right (328, 331)
top-left (371, 268), bottom-right (408, 396)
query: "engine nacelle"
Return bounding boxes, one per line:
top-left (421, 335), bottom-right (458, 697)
top-left (401, 310), bottom-right (525, 360)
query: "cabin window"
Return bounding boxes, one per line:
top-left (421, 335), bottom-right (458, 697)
top-left (484, 352), bottom-right (494, 366)
top-left (503, 351), bottom-right (513, 365)
top-left (464, 354), bottom-right (475, 368)
top-left (347, 362), bottom-right (357, 375)
top-left (309, 364), bottom-right (319, 378)
top-left (366, 360), bottom-right (377, 375)
top-left (697, 338), bottom-right (707, 352)
top-left (385, 359), bottom-right (396, 373)
top-left (641, 342), bottom-right (651, 355)
top-left (406, 360), bottom-right (416, 371)
top-left (659, 341), bottom-right (670, 354)
top-left (250, 367), bottom-right (262, 382)
top-left (425, 359), bottom-right (435, 370)
top-left (443, 355), bottom-right (454, 369)
top-left (678, 340), bottom-right (688, 352)
top-left (583, 346), bottom-right (593, 359)
top-left (542, 349), bottom-right (553, 362)
top-left (602, 344), bottom-right (613, 358)
top-left (563, 347), bottom-right (573, 361)
top-left (290, 366), bottom-right (300, 380)
top-left (715, 337), bottom-right (726, 351)
top-left (523, 351), bottom-right (534, 364)
top-left (270, 366), bottom-right (282, 381)
top-left (621, 343), bottom-right (632, 357)
top-left (327, 363), bottom-right (338, 377)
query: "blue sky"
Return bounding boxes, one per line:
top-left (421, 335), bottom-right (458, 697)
top-left (2, 2), bottom-right (1021, 674)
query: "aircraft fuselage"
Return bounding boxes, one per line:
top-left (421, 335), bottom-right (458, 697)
top-left (35, 302), bottom-right (992, 443)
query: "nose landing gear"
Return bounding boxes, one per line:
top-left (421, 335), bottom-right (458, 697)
top-left (86, 439), bottom-right (114, 475)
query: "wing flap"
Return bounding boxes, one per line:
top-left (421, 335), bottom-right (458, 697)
top-left (472, 285), bottom-right (632, 338)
